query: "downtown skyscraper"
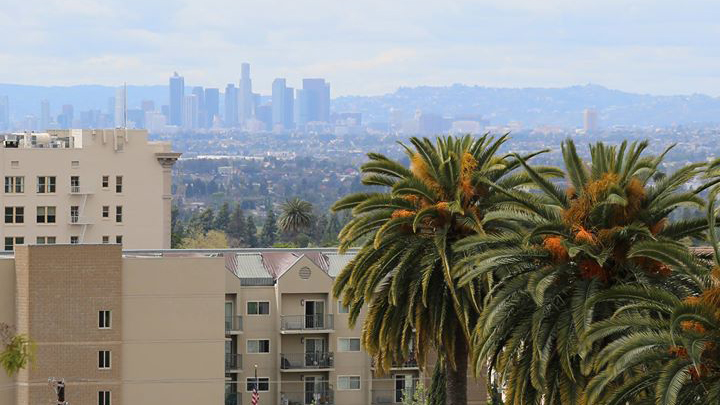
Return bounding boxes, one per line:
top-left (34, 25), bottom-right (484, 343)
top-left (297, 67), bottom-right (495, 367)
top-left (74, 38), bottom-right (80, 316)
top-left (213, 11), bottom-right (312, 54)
top-left (296, 78), bottom-right (330, 125)
top-left (238, 63), bottom-right (253, 124)
top-left (271, 78), bottom-right (294, 130)
top-left (204, 88), bottom-right (220, 128)
top-left (169, 72), bottom-right (185, 126)
top-left (224, 84), bottom-right (238, 127)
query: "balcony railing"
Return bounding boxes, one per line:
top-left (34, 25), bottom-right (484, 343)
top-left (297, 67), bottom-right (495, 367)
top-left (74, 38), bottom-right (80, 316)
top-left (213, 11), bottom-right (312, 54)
top-left (68, 215), bottom-right (92, 225)
top-left (69, 186), bottom-right (94, 194)
top-left (371, 389), bottom-right (416, 404)
top-left (225, 315), bottom-right (243, 333)
top-left (225, 353), bottom-right (242, 370)
top-left (280, 352), bottom-right (334, 370)
top-left (225, 392), bottom-right (241, 405)
top-left (372, 353), bottom-right (419, 369)
top-left (280, 315), bottom-right (333, 331)
top-left (280, 390), bottom-right (333, 405)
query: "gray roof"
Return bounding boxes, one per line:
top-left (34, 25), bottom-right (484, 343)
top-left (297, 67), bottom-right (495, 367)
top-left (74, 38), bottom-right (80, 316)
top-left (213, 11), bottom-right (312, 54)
top-left (326, 252), bottom-right (355, 277)
top-left (233, 253), bottom-right (274, 286)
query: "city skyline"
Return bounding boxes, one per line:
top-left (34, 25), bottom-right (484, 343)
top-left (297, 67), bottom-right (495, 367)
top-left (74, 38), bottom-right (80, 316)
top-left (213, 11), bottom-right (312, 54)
top-left (1, 1), bottom-right (719, 96)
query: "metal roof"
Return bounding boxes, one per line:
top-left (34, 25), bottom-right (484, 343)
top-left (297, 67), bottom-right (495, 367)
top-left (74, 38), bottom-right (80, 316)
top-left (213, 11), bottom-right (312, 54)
top-left (233, 253), bottom-right (274, 286)
top-left (326, 252), bottom-right (355, 277)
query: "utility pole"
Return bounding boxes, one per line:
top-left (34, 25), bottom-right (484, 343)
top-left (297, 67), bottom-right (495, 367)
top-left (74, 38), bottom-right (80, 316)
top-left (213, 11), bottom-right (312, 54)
top-left (49, 377), bottom-right (68, 405)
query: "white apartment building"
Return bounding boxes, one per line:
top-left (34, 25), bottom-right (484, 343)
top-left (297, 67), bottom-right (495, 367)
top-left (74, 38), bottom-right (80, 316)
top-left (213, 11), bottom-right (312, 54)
top-left (0, 129), bottom-right (180, 249)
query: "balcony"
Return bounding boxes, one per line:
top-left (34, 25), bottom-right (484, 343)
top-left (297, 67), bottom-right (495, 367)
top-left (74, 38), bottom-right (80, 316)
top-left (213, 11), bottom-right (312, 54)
top-left (372, 353), bottom-right (419, 370)
top-left (280, 390), bottom-right (333, 405)
top-left (280, 352), bottom-right (334, 370)
top-left (68, 215), bottom-right (92, 225)
top-left (225, 392), bottom-right (241, 405)
top-left (225, 353), bottom-right (242, 371)
top-left (69, 186), bottom-right (94, 195)
top-left (280, 315), bottom-right (333, 333)
top-left (225, 315), bottom-right (243, 334)
top-left (371, 389), bottom-right (416, 404)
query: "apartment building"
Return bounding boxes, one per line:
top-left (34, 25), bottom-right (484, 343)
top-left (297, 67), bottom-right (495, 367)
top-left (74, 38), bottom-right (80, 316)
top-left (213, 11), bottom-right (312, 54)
top-left (0, 129), bottom-right (180, 249)
top-left (0, 245), bottom-right (487, 405)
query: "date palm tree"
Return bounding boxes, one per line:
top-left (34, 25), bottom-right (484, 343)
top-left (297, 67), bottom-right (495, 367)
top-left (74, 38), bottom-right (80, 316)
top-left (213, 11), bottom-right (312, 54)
top-left (278, 197), bottom-right (313, 235)
top-left (456, 140), bottom-right (710, 404)
top-left (581, 183), bottom-right (720, 405)
top-left (332, 134), bottom-right (559, 405)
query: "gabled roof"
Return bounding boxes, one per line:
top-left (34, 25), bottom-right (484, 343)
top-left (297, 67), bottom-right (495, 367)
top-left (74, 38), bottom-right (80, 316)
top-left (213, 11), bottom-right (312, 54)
top-left (326, 252), bottom-right (355, 277)
top-left (261, 251), bottom-right (329, 279)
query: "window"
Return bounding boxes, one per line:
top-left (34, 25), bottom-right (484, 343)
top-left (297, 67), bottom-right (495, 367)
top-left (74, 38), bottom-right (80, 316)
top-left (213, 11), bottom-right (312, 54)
top-left (102, 206), bottom-right (109, 218)
top-left (37, 206), bottom-right (56, 223)
top-left (115, 235), bottom-right (123, 244)
top-left (337, 376), bottom-right (361, 390)
top-left (98, 350), bottom-right (111, 369)
top-left (115, 206), bottom-right (122, 223)
top-left (4, 237), bottom-right (24, 251)
top-left (245, 378), bottom-right (269, 392)
top-left (98, 391), bottom-right (111, 405)
top-left (37, 176), bottom-right (56, 193)
top-left (246, 339), bottom-right (270, 353)
top-left (247, 301), bottom-right (270, 315)
top-left (102, 236), bottom-right (110, 244)
top-left (10, 161), bottom-right (18, 168)
top-left (338, 338), bottom-right (361, 352)
top-left (115, 176), bottom-right (123, 193)
top-left (4, 176), bottom-right (24, 193)
top-left (4, 206), bottom-right (24, 224)
top-left (71, 160), bottom-right (79, 168)
top-left (36, 236), bottom-right (56, 244)
top-left (70, 236), bottom-right (79, 244)
top-left (71, 206), bottom-right (79, 222)
top-left (99, 310), bottom-right (111, 329)
top-left (102, 176), bottom-right (109, 189)
top-left (70, 176), bottom-right (80, 192)
top-left (338, 302), bottom-right (350, 314)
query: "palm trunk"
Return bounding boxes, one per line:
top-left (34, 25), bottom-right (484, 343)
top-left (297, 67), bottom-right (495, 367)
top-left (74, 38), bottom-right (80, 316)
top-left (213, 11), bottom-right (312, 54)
top-left (445, 333), bottom-right (468, 405)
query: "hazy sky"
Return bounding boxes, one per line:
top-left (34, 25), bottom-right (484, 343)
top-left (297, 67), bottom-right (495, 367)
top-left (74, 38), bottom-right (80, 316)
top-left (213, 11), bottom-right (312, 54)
top-left (1, 0), bottom-right (718, 96)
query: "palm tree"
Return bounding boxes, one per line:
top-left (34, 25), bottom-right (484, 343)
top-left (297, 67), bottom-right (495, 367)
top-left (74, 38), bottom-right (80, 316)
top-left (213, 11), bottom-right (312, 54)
top-left (457, 140), bottom-right (709, 404)
top-left (581, 184), bottom-right (720, 405)
top-left (332, 135), bottom-right (558, 405)
top-left (278, 198), bottom-right (313, 235)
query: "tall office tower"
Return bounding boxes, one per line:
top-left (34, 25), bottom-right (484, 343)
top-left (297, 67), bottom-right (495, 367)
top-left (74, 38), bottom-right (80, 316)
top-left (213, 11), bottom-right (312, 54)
top-left (299, 79), bottom-right (331, 124)
top-left (224, 84), bottom-right (238, 127)
top-left (40, 100), bottom-right (51, 130)
top-left (169, 72), bottom-right (185, 126)
top-left (58, 104), bottom-right (74, 129)
top-left (204, 88), bottom-right (220, 128)
top-left (238, 63), bottom-right (253, 124)
top-left (294, 88), bottom-right (308, 126)
top-left (271, 79), bottom-right (295, 130)
top-left (182, 94), bottom-right (199, 129)
top-left (191, 86), bottom-right (205, 128)
top-left (255, 105), bottom-right (272, 130)
top-left (0, 96), bottom-right (9, 130)
top-left (107, 97), bottom-right (116, 126)
top-left (583, 108), bottom-right (598, 133)
top-left (141, 100), bottom-right (155, 112)
top-left (0, 129), bottom-right (179, 249)
top-left (114, 86), bottom-right (127, 127)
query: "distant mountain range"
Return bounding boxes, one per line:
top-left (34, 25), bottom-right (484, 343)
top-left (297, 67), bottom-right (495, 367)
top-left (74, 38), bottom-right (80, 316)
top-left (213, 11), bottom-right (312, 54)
top-left (2, 82), bottom-right (720, 127)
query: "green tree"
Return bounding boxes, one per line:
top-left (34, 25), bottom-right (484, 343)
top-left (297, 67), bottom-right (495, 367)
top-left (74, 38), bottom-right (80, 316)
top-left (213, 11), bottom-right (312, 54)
top-left (170, 205), bottom-right (185, 248)
top-left (278, 198), bottom-right (313, 235)
top-left (324, 213), bottom-right (342, 245)
top-left (196, 207), bottom-right (215, 233)
top-left (214, 202), bottom-right (231, 232)
top-left (245, 215), bottom-right (259, 248)
top-left (0, 323), bottom-right (35, 377)
top-left (260, 208), bottom-right (278, 247)
top-left (179, 229), bottom-right (229, 249)
top-left (227, 205), bottom-right (246, 243)
top-left (458, 140), bottom-right (709, 404)
top-left (332, 135), bottom-right (556, 405)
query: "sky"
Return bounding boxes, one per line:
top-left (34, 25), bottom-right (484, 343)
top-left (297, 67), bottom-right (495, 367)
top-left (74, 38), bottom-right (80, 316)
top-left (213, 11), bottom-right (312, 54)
top-left (0, 0), bottom-right (718, 96)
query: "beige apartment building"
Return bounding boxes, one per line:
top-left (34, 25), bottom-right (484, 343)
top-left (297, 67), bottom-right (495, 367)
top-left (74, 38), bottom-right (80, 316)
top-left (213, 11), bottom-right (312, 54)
top-left (0, 245), bottom-right (487, 405)
top-left (0, 129), bottom-right (180, 250)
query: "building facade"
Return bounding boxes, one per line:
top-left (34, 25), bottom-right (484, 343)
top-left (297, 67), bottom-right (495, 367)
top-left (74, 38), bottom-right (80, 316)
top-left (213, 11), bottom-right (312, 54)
top-left (0, 129), bottom-right (180, 249)
top-left (0, 246), bottom-right (488, 405)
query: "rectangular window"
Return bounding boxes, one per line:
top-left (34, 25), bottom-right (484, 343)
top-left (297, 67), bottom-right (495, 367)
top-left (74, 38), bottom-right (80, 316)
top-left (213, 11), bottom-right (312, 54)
top-left (4, 237), bottom-right (24, 251)
top-left (99, 310), bottom-right (112, 329)
top-left (246, 339), bottom-right (270, 354)
top-left (102, 176), bottom-right (109, 189)
top-left (4, 176), bottom-right (24, 193)
top-left (338, 338), bottom-right (361, 352)
top-left (71, 160), bottom-right (79, 168)
top-left (71, 206), bottom-right (79, 223)
top-left (102, 236), bottom-right (110, 244)
top-left (102, 206), bottom-right (109, 218)
top-left (36, 236), bottom-right (45, 244)
top-left (115, 235), bottom-right (123, 244)
top-left (115, 206), bottom-right (122, 223)
top-left (4, 206), bottom-right (24, 224)
top-left (36, 206), bottom-right (56, 223)
top-left (337, 376), bottom-right (361, 390)
top-left (37, 176), bottom-right (56, 193)
top-left (37, 236), bottom-right (57, 244)
top-left (98, 391), bottom-right (111, 405)
top-left (98, 350), bottom-right (111, 369)
top-left (245, 378), bottom-right (270, 392)
top-left (115, 176), bottom-right (123, 193)
top-left (70, 176), bottom-right (80, 192)
top-left (338, 302), bottom-right (350, 314)
top-left (70, 236), bottom-right (79, 244)
top-left (47, 236), bottom-right (56, 244)
top-left (247, 301), bottom-right (270, 315)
